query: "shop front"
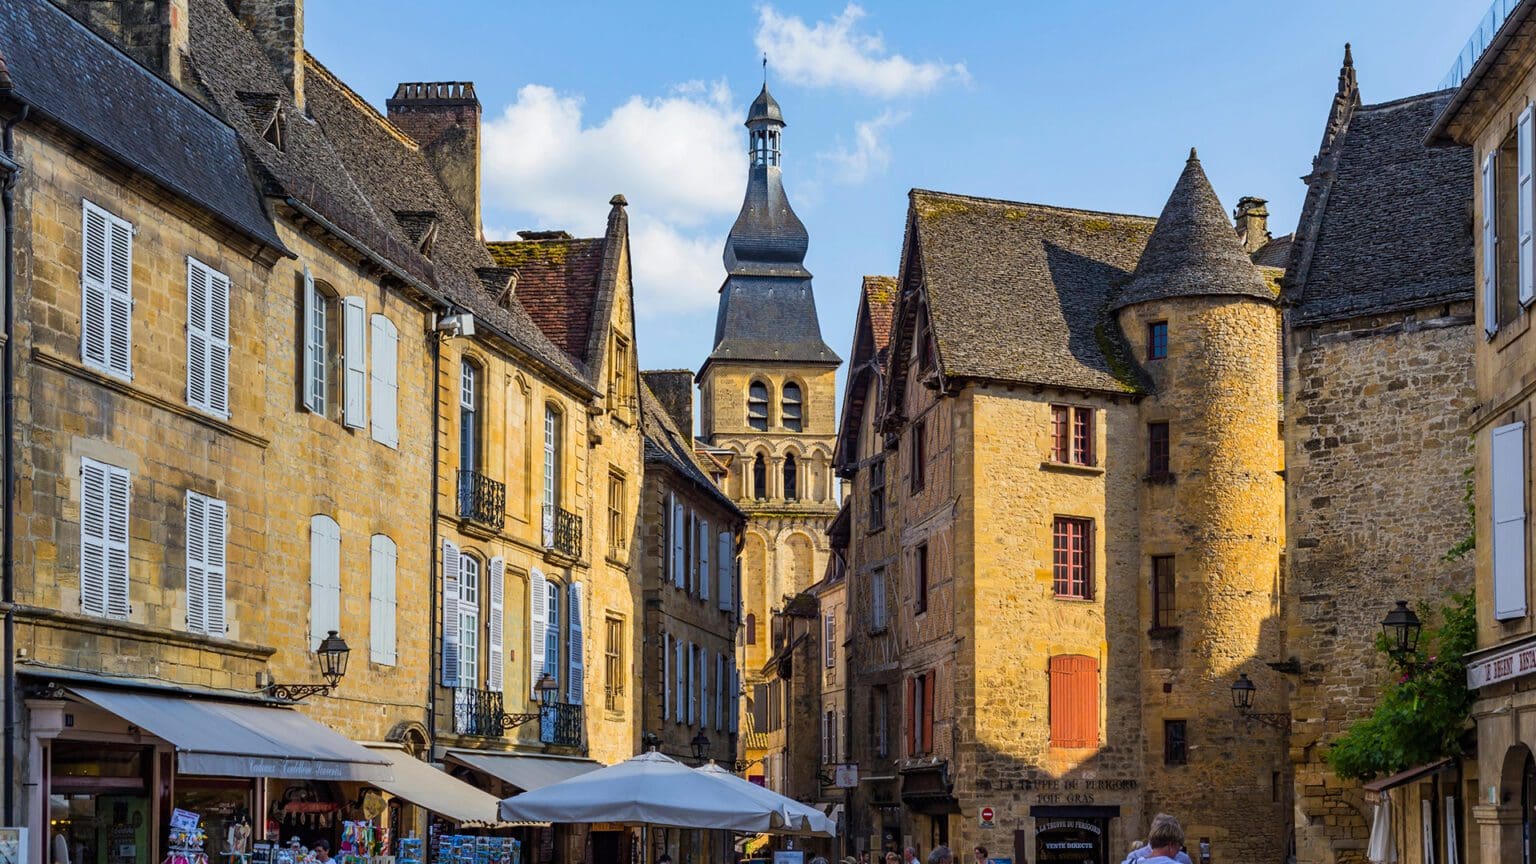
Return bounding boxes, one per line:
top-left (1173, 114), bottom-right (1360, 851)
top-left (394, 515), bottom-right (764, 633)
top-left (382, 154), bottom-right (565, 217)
top-left (439, 749), bottom-right (606, 864)
top-left (1022, 808), bottom-right (1122, 864)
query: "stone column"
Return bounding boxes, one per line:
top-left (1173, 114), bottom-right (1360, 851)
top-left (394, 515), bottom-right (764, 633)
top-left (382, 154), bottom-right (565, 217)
top-left (1472, 804), bottom-right (1522, 864)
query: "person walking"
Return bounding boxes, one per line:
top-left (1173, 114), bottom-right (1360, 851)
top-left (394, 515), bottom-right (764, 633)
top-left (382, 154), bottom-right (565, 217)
top-left (927, 847), bottom-right (953, 864)
top-left (973, 848), bottom-right (988, 864)
top-left (1131, 816), bottom-right (1188, 864)
top-left (904, 847), bottom-right (920, 864)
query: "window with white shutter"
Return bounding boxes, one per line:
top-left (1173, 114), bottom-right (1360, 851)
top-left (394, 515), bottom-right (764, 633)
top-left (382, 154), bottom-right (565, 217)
top-left (370, 535), bottom-right (398, 665)
top-left (688, 641), bottom-right (698, 725)
top-left (544, 580), bottom-right (561, 689)
top-left (1494, 422), bottom-right (1529, 620)
top-left (342, 297), bottom-right (367, 428)
top-left (487, 556), bottom-right (505, 691)
top-left (871, 566), bottom-right (889, 632)
top-left (302, 267), bottom-right (330, 414)
top-left (441, 538), bottom-right (461, 686)
top-left (1485, 153), bottom-right (1500, 335)
top-left (186, 257), bottom-right (231, 418)
top-left (81, 201), bottom-right (133, 379)
top-left (717, 532), bottom-right (733, 612)
top-left (568, 582), bottom-right (584, 704)
top-left (662, 632), bottom-right (671, 721)
top-left (700, 518), bottom-right (711, 602)
top-left (309, 515), bottom-right (341, 650)
top-left (80, 458), bottom-right (131, 619)
top-left (674, 638), bottom-right (685, 722)
top-left (672, 497), bottom-right (686, 589)
top-left (529, 568), bottom-right (549, 696)
top-left (185, 491), bottom-right (227, 636)
top-left (825, 613), bottom-right (836, 668)
top-left (459, 555), bottom-right (481, 687)
top-left (716, 653), bottom-right (726, 731)
top-left (1521, 106), bottom-right (1534, 307)
top-left (370, 314), bottom-right (399, 448)
top-left (730, 664), bottom-right (739, 733)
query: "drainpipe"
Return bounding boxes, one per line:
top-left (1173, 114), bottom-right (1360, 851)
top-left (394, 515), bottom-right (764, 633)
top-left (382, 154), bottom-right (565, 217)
top-left (2, 102), bottom-right (30, 828)
top-left (427, 327), bottom-right (441, 750)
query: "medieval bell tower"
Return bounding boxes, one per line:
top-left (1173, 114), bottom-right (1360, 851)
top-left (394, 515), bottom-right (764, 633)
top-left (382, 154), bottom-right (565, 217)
top-left (697, 84), bottom-right (841, 681)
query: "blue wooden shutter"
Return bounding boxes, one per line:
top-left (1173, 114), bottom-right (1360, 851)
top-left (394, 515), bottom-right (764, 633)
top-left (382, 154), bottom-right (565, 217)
top-left (567, 581), bottom-right (584, 704)
top-left (441, 537), bottom-right (461, 685)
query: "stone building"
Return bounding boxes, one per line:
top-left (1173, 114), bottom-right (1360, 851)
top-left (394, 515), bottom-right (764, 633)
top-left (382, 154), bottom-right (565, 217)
top-left (693, 84), bottom-right (841, 789)
top-left (636, 370), bottom-right (744, 864)
top-left (829, 154), bottom-right (1290, 863)
top-left (1427, 4), bottom-right (1536, 863)
top-left (1283, 48), bottom-right (1475, 864)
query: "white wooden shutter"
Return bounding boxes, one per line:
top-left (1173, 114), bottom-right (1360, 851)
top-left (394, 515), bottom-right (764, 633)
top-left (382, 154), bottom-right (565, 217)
top-left (302, 266), bottom-right (322, 413)
top-left (568, 581), bottom-right (585, 704)
top-left (700, 518), bottom-right (711, 602)
top-left (730, 664), bottom-right (739, 733)
top-left (488, 556), bottom-right (506, 691)
top-left (308, 515), bottom-right (341, 649)
top-left (1521, 106), bottom-right (1535, 306)
top-left (186, 258), bottom-right (230, 418)
top-left (370, 314), bottom-right (399, 448)
top-left (204, 495), bottom-right (227, 635)
top-left (208, 269), bottom-right (230, 417)
top-left (80, 459), bottom-right (113, 617)
top-left (662, 632), bottom-right (671, 721)
top-left (82, 201), bottom-right (133, 378)
top-left (530, 571), bottom-right (549, 696)
top-left (672, 497), bottom-right (686, 588)
top-left (688, 641), bottom-right (697, 724)
top-left (701, 647), bottom-right (711, 729)
top-left (663, 493), bottom-right (674, 584)
top-left (441, 537), bottom-right (461, 685)
top-left (185, 492), bottom-right (208, 634)
top-left (825, 613), bottom-right (836, 667)
top-left (1486, 153), bottom-right (1500, 335)
top-left (717, 532), bottom-right (733, 612)
top-left (674, 638), bottom-right (685, 720)
top-left (370, 535), bottom-right (398, 665)
top-left (342, 296), bottom-right (367, 428)
top-left (1494, 422), bottom-right (1529, 620)
top-left (103, 463), bottom-right (131, 618)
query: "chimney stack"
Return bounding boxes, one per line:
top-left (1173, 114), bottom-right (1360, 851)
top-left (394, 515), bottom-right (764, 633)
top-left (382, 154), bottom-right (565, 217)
top-left (642, 371), bottom-right (696, 440)
top-left (230, 0), bottom-right (304, 107)
top-left (387, 82), bottom-right (482, 239)
top-left (1233, 196), bottom-right (1271, 254)
top-left (52, 0), bottom-right (190, 87)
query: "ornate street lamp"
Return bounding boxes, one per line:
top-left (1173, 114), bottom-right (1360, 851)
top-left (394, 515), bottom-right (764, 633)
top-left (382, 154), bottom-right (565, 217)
top-left (690, 729), bottom-right (711, 761)
top-left (1229, 672), bottom-right (1289, 731)
top-left (1381, 600), bottom-right (1423, 662)
top-left (268, 631), bottom-right (351, 701)
top-left (496, 673), bottom-right (559, 732)
top-left (641, 731), bottom-right (662, 752)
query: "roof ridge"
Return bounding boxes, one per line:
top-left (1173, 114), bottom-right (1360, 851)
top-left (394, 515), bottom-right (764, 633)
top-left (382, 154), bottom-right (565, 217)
top-left (910, 188), bottom-right (1157, 223)
top-left (1358, 88), bottom-right (1457, 112)
top-left (302, 53), bottom-right (419, 150)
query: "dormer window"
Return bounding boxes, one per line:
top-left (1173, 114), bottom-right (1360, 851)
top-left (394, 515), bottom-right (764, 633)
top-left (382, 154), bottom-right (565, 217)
top-left (782, 382), bottom-right (803, 432)
top-left (236, 92), bottom-right (284, 152)
top-left (748, 380), bottom-right (770, 431)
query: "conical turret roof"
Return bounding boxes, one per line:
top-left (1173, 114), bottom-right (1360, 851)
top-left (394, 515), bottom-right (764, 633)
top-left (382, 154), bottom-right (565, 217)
top-left (747, 84), bottom-right (785, 126)
top-left (1113, 149), bottom-right (1275, 309)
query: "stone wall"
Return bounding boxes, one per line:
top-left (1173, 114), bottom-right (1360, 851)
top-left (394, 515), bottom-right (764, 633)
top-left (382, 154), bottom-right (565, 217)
top-left (1285, 304), bottom-right (1476, 864)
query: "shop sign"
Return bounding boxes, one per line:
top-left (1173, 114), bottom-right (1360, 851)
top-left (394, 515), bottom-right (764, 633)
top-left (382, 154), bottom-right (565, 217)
top-left (979, 808), bottom-right (995, 829)
top-left (1467, 641), bottom-right (1536, 688)
top-left (834, 764), bottom-right (859, 788)
top-left (1035, 819), bottom-right (1105, 864)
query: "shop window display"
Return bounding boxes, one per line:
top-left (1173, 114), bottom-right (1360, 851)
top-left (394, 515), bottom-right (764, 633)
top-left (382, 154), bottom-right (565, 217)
top-left (48, 742), bottom-right (153, 864)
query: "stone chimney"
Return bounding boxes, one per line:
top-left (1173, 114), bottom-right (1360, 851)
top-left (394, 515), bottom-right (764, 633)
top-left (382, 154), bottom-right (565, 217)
top-left (387, 82), bottom-right (482, 238)
top-left (229, 0), bottom-right (304, 107)
top-left (1233, 196), bottom-right (1271, 254)
top-left (642, 370), bottom-right (695, 439)
top-left (51, 0), bottom-right (190, 86)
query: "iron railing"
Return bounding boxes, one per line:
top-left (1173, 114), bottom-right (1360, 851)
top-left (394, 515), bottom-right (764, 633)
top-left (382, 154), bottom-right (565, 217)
top-left (542, 503), bottom-right (582, 558)
top-left (539, 701), bottom-right (583, 747)
top-left (453, 687), bottom-right (506, 738)
top-left (457, 470), bottom-right (506, 530)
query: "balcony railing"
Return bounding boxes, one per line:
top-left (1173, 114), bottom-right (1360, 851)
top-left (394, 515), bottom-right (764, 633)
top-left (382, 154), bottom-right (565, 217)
top-left (539, 701), bottom-right (583, 747)
top-left (457, 470), bottom-right (505, 530)
top-left (453, 687), bottom-right (506, 738)
top-left (542, 503), bottom-right (582, 558)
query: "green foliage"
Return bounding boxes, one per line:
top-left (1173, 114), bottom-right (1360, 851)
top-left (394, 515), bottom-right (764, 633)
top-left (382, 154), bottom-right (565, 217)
top-left (1444, 466), bottom-right (1475, 562)
top-left (1325, 592), bottom-right (1476, 781)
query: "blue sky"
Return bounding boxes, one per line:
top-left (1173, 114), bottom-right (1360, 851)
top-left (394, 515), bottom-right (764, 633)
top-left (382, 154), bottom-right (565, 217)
top-left (308, 0), bottom-right (1490, 390)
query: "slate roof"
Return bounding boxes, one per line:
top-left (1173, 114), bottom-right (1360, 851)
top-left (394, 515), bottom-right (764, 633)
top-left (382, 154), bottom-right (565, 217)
top-left (1114, 150), bottom-right (1275, 310)
top-left (487, 237), bottom-right (606, 362)
top-left (905, 189), bottom-right (1156, 393)
top-left (833, 276), bottom-right (899, 471)
top-left (641, 379), bottom-right (743, 519)
top-left (0, 0), bottom-right (283, 251)
top-left (747, 83), bottom-right (785, 126)
top-left (1288, 91), bottom-right (1472, 326)
top-left (183, 0), bottom-right (591, 389)
top-left (1252, 234), bottom-right (1293, 269)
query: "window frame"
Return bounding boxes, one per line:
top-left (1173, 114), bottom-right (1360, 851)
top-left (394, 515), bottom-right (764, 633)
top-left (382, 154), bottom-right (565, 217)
top-left (870, 566), bottom-right (888, 633)
top-left (752, 452), bottom-right (768, 500)
top-left (185, 256), bottom-right (232, 419)
top-left (782, 381), bottom-right (804, 432)
top-left (1147, 321), bottom-right (1169, 360)
top-left (784, 453), bottom-right (799, 501)
top-left (910, 419), bottom-right (926, 493)
top-left (457, 554), bottom-right (482, 687)
top-left (80, 200), bottom-right (134, 381)
top-left (459, 360), bottom-right (480, 474)
top-left (1052, 516), bottom-right (1093, 600)
top-left (302, 273), bottom-right (339, 417)
top-left (607, 471), bottom-right (626, 556)
top-left (747, 380), bottom-right (771, 431)
top-left (1151, 554), bottom-right (1176, 631)
top-left (868, 458), bottom-right (886, 532)
top-left (603, 615), bottom-right (625, 711)
top-left (543, 578), bottom-right (562, 687)
top-left (1049, 405), bottom-right (1095, 466)
top-left (1148, 421), bottom-right (1171, 479)
top-left (914, 544), bottom-right (930, 615)
top-left (1163, 719), bottom-right (1188, 766)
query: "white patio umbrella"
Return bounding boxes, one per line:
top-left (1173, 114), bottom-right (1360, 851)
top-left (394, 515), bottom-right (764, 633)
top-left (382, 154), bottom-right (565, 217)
top-left (695, 762), bottom-right (837, 836)
top-left (497, 750), bottom-right (793, 831)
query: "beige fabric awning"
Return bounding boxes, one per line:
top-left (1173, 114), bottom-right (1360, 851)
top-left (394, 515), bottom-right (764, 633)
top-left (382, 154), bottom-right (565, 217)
top-left (445, 749), bottom-right (601, 792)
top-left (362, 745), bottom-right (501, 824)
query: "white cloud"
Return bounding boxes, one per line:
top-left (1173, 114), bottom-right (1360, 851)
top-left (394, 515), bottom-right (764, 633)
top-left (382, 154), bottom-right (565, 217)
top-left (821, 110), bottom-right (905, 184)
top-left (755, 4), bottom-right (968, 98)
top-left (481, 82), bottom-right (743, 315)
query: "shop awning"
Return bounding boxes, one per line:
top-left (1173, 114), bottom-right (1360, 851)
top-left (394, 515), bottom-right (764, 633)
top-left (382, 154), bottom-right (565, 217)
top-left (362, 745), bottom-right (500, 825)
top-left (1362, 757), bottom-right (1456, 793)
top-left (445, 749), bottom-right (601, 792)
top-left (69, 687), bottom-right (391, 782)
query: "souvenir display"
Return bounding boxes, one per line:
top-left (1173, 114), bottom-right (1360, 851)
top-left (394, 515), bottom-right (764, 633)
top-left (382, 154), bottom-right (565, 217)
top-left (428, 836), bottom-right (517, 864)
top-left (163, 810), bottom-right (209, 864)
top-left (396, 839), bottom-right (422, 864)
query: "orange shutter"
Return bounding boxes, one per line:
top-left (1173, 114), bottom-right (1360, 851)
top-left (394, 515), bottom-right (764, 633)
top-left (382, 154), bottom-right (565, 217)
top-left (906, 676), bottom-right (916, 757)
top-left (1049, 655), bottom-right (1099, 748)
top-left (922, 669), bottom-right (936, 754)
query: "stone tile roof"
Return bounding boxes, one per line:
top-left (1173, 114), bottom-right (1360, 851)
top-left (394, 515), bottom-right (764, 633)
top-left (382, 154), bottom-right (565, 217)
top-left (641, 379), bottom-right (743, 519)
top-left (487, 237), bottom-right (606, 362)
top-left (1113, 150), bottom-right (1275, 310)
top-left (905, 189), bottom-right (1156, 393)
top-left (1288, 91), bottom-right (1472, 326)
top-left (184, 0), bottom-right (591, 389)
top-left (0, 0), bottom-right (283, 251)
top-left (1252, 234), bottom-right (1294, 269)
top-left (863, 275), bottom-right (897, 352)
top-left (833, 276), bottom-right (898, 471)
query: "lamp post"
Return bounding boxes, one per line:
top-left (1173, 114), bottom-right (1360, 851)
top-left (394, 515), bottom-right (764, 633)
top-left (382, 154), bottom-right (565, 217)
top-left (690, 729), bottom-right (711, 762)
top-left (267, 631), bottom-right (351, 701)
top-left (1230, 672), bottom-right (1290, 731)
top-left (1381, 600), bottom-right (1423, 664)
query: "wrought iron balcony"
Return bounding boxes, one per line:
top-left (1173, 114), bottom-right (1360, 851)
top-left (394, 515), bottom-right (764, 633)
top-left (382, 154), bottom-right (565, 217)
top-left (457, 470), bottom-right (505, 530)
top-left (453, 687), bottom-right (506, 738)
top-left (539, 701), bottom-right (583, 747)
top-left (542, 503), bottom-right (582, 559)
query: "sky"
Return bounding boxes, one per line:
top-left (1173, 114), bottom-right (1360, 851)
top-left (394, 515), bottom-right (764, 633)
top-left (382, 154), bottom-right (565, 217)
top-left (307, 0), bottom-right (1492, 395)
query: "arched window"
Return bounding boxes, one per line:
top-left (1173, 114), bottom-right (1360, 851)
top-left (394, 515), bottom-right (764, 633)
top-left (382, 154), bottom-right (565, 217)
top-left (747, 380), bottom-right (770, 431)
top-left (782, 382), bottom-right (803, 432)
top-left (543, 579), bottom-right (562, 685)
top-left (543, 406), bottom-right (562, 547)
top-left (458, 554), bottom-right (481, 687)
top-left (745, 613), bottom-right (757, 645)
top-left (753, 453), bottom-right (768, 500)
top-left (784, 453), bottom-right (799, 501)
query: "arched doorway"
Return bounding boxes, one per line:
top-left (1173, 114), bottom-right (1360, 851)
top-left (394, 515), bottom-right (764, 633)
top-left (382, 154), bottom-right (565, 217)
top-left (1524, 752), bottom-right (1536, 864)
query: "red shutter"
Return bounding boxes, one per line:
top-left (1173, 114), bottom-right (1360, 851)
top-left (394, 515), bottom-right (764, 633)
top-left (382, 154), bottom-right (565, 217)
top-left (1050, 655), bottom-right (1099, 748)
top-left (905, 676), bottom-right (916, 757)
top-left (922, 669), bottom-right (936, 754)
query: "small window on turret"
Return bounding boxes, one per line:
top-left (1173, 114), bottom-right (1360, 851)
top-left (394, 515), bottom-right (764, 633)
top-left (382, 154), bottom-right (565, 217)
top-left (1148, 322), bottom-right (1168, 360)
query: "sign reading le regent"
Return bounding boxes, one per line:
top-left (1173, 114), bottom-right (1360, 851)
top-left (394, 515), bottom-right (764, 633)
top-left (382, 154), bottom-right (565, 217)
top-left (1467, 641), bottom-right (1536, 688)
